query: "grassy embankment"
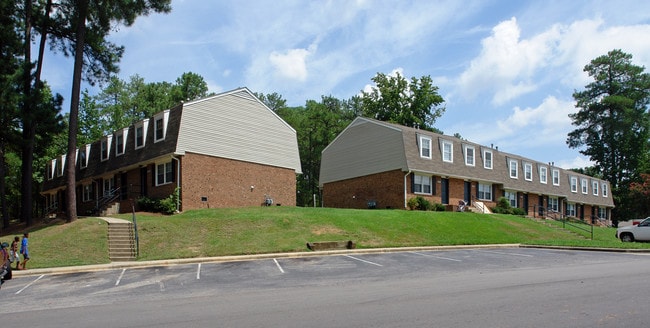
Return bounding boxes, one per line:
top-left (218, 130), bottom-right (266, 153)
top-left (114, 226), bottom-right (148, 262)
top-left (1, 206), bottom-right (645, 269)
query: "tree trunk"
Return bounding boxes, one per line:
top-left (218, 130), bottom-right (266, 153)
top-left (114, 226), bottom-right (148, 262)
top-left (20, 0), bottom-right (34, 226)
top-left (0, 142), bottom-right (8, 229)
top-left (65, 0), bottom-right (89, 223)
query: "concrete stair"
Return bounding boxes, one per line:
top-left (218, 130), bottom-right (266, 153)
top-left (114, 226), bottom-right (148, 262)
top-left (100, 202), bottom-right (120, 217)
top-left (108, 222), bottom-right (136, 261)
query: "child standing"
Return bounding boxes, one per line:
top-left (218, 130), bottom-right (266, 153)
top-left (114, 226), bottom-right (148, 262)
top-left (19, 233), bottom-right (29, 270)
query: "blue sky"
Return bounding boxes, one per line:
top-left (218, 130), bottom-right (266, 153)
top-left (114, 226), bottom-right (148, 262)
top-left (42, 0), bottom-right (650, 170)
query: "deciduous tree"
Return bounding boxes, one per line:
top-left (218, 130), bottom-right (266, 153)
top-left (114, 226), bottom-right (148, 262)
top-left (360, 72), bottom-right (445, 132)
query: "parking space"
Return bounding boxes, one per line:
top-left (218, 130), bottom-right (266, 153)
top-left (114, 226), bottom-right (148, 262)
top-left (0, 247), bottom-right (646, 313)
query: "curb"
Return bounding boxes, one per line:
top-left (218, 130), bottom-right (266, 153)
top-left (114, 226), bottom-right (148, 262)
top-left (11, 243), bottom-right (650, 277)
top-left (11, 244), bottom-right (521, 277)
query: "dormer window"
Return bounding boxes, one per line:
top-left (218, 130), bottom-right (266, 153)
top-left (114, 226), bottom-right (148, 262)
top-left (57, 155), bottom-right (65, 177)
top-left (135, 119), bottom-right (148, 149)
top-left (464, 145), bottom-right (475, 166)
top-left (80, 144), bottom-right (90, 169)
top-left (602, 183), bottom-right (608, 197)
top-left (570, 176), bottom-right (578, 193)
top-left (419, 136), bottom-right (431, 159)
top-left (101, 135), bottom-right (113, 161)
top-left (154, 110), bottom-right (169, 143)
top-left (441, 140), bottom-right (453, 163)
top-left (483, 150), bottom-right (492, 169)
top-left (592, 180), bottom-right (599, 195)
top-left (524, 163), bottom-right (532, 181)
top-left (115, 128), bottom-right (128, 156)
top-left (581, 178), bottom-right (588, 194)
top-left (539, 166), bottom-right (548, 184)
top-left (552, 169), bottom-right (560, 186)
top-left (509, 159), bottom-right (518, 179)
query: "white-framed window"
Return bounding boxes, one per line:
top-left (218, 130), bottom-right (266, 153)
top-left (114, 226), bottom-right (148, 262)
top-left (539, 166), bottom-right (548, 184)
top-left (602, 183), bottom-right (608, 197)
top-left (135, 119), bottom-right (148, 149)
top-left (524, 163), bottom-right (532, 181)
top-left (464, 145), bottom-right (475, 166)
top-left (509, 160), bottom-right (518, 179)
top-left (156, 161), bottom-right (173, 186)
top-left (548, 197), bottom-right (559, 212)
top-left (82, 183), bottom-right (94, 202)
top-left (570, 177), bottom-right (578, 193)
top-left (153, 110), bottom-right (169, 143)
top-left (442, 140), bottom-right (453, 163)
top-left (598, 207), bottom-right (607, 219)
top-left (101, 135), bottom-right (113, 161)
top-left (413, 174), bottom-right (432, 194)
top-left (80, 144), bottom-right (90, 169)
top-left (504, 190), bottom-right (517, 208)
top-left (48, 159), bottom-right (56, 180)
top-left (552, 169), bottom-right (560, 186)
top-left (478, 183), bottom-right (492, 201)
top-left (103, 176), bottom-right (115, 194)
top-left (483, 150), bottom-right (493, 169)
top-left (419, 136), bottom-right (431, 159)
top-left (115, 128), bottom-right (128, 156)
top-left (592, 181), bottom-right (599, 195)
top-left (57, 155), bottom-right (65, 177)
top-left (581, 178), bottom-right (588, 194)
top-left (566, 203), bottom-right (576, 217)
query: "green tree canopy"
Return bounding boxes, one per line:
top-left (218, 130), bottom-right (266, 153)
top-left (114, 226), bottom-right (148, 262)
top-left (360, 72), bottom-right (445, 132)
top-left (567, 49), bottom-right (650, 220)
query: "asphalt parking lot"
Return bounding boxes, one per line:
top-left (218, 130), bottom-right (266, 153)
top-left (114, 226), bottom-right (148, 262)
top-left (2, 246), bottom-right (646, 314)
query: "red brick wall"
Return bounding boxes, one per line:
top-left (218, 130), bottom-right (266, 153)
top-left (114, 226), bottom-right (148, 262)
top-left (322, 170), bottom-right (406, 209)
top-left (181, 152), bottom-right (296, 209)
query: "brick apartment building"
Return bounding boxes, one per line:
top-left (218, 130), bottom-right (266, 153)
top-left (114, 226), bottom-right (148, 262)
top-left (41, 88), bottom-right (302, 216)
top-left (320, 117), bottom-right (614, 223)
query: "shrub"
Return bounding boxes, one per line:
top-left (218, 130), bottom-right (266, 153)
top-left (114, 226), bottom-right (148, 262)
top-left (433, 203), bottom-right (446, 211)
top-left (136, 188), bottom-right (181, 215)
top-left (407, 196), bottom-right (432, 211)
top-left (491, 196), bottom-right (526, 216)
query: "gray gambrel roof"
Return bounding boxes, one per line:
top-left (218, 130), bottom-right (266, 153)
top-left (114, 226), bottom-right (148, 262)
top-left (320, 117), bottom-right (613, 208)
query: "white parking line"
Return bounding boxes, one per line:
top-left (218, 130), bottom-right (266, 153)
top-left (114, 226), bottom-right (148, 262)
top-left (477, 250), bottom-right (534, 257)
top-left (15, 274), bottom-right (44, 294)
top-left (273, 258), bottom-right (285, 273)
top-left (410, 251), bottom-right (462, 262)
top-left (197, 263), bottom-right (201, 280)
top-left (344, 255), bottom-right (383, 266)
top-left (115, 268), bottom-right (126, 286)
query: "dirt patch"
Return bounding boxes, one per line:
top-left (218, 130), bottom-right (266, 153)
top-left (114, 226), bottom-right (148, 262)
top-left (311, 226), bottom-right (345, 236)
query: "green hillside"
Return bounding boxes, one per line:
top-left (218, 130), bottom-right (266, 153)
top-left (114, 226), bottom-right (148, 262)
top-left (1, 207), bottom-right (643, 269)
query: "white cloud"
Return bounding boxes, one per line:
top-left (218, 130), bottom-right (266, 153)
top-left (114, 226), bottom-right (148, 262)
top-left (269, 44), bottom-right (317, 82)
top-left (456, 17), bottom-right (561, 106)
top-left (555, 156), bottom-right (594, 170)
top-left (455, 96), bottom-right (575, 153)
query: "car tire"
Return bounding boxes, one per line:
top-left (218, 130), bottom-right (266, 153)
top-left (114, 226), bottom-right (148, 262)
top-left (621, 233), bottom-right (634, 242)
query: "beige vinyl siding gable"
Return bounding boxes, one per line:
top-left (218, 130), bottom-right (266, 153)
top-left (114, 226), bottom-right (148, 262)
top-left (176, 88), bottom-right (301, 173)
top-left (320, 119), bottom-right (407, 185)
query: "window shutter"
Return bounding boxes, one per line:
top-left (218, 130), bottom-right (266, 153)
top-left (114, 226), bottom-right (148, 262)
top-left (432, 177), bottom-right (436, 195)
top-left (152, 165), bottom-right (156, 186)
top-left (171, 161), bottom-right (176, 183)
top-left (410, 173), bottom-right (415, 193)
top-left (492, 185), bottom-right (497, 201)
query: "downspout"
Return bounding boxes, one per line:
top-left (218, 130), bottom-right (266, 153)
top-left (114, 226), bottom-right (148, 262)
top-left (404, 170), bottom-right (412, 209)
top-left (172, 156), bottom-right (181, 212)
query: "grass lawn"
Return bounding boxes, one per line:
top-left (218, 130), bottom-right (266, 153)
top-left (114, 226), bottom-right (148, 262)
top-left (1, 207), bottom-right (646, 269)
